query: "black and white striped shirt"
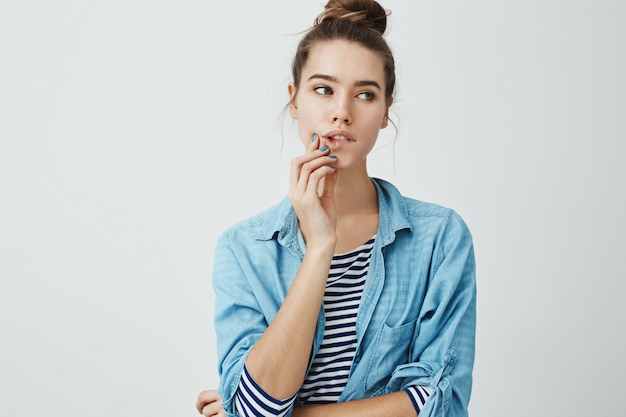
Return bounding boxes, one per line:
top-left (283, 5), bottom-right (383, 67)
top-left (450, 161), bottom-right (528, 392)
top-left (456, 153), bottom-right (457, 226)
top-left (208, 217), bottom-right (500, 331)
top-left (298, 236), bottom-right (374, 404)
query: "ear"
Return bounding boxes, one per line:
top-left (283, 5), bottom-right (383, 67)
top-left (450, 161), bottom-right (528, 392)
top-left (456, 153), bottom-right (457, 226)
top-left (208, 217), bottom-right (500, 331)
top-left (288, 83), bottom-right (298, 119)
top-left (380, 97), bottom-right (393, 129)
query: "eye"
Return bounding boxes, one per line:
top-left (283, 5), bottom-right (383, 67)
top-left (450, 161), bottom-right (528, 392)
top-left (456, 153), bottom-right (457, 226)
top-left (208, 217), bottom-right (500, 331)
top-left (357, 91), bottom-right (375, 101)
top-left (314, 86), bottom-right (333, 95)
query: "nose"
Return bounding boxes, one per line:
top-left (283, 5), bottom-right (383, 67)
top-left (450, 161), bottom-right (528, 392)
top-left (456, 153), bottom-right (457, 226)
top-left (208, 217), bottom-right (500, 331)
top-left (332, 94), bottom-right (352, 124)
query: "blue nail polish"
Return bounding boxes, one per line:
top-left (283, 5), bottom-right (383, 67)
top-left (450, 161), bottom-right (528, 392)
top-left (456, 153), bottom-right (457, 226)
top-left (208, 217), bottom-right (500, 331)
top-left (311, 133), bottom-right (318, 142)
top-left (319, 145), bottom-right (329, 152)
top-left (329, 155), bottom-right (337, 159)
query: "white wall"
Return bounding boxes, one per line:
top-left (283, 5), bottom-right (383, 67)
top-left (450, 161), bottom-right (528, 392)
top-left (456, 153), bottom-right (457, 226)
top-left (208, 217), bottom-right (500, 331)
top-left (1, 1), bottom-right (624, 415)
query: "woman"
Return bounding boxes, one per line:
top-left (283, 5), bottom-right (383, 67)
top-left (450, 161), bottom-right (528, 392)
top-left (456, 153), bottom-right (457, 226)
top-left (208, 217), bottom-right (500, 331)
top-left (197, 1), bottom-right (476, 416)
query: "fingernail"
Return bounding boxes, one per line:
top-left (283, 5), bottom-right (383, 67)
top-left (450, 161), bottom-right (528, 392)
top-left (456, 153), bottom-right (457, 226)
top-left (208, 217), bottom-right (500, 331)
top-left (311, 133), bottom-right (318, 142)
top-left (319, 145), bottom-right (329, 152)
top-left (329, 155), bottom-right (337, 159)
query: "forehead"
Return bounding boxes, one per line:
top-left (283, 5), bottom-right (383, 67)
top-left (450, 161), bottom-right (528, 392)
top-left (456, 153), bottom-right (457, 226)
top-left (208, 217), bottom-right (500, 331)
top-left (303, 40), bottom-right (386, 85)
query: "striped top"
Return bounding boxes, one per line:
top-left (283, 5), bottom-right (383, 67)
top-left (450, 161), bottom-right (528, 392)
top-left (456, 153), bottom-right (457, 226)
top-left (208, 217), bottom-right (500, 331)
top-left (235, 237), bottom-right (431, 416)
top-left (298, 236), bottom-right (375, 404)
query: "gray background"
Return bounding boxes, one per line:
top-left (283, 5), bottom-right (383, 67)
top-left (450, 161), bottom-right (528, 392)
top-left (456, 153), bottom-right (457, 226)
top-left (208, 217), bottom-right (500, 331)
top-left (1, 1), bottom-right (624, 415)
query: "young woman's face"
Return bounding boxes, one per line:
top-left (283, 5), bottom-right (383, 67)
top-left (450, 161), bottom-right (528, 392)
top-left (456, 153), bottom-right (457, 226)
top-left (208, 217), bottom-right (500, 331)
top-left (289, 40), bottom-right (390, 171)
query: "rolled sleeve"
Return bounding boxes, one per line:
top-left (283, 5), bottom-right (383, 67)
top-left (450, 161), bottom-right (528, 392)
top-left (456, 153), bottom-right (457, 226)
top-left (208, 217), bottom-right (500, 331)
top-left (213, 231), bottom-right (270, 416)
top-left (386, 212), bottom-right (476, 416)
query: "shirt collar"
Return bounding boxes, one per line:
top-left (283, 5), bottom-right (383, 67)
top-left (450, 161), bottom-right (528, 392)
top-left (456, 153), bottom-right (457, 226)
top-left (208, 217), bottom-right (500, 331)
top-left (255, 177), bottom-right (412, 247)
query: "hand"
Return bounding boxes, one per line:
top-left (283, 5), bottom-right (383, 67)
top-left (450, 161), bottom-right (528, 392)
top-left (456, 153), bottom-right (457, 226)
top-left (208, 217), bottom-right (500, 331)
top-left (196, 389), bottom-right (226, 417)
top-left (288, 134), bottom-right (338, 250)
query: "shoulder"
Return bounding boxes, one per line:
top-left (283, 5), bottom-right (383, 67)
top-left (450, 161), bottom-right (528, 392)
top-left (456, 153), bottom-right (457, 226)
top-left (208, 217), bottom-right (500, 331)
top-left (403, 196), bottom-right (469, 230)
top-left (373, 178), bottom-right (472, 242)
top-left (402, 195), bottom-right (457, 220)
top-left (404, 196), bottom-right (472, 248)
top-left (375, 178), bottom-right (469, 226)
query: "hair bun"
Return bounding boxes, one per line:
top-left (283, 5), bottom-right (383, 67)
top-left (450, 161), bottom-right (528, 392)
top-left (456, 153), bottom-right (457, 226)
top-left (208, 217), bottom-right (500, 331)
top-left (315, 0), bottom-right (389, 35)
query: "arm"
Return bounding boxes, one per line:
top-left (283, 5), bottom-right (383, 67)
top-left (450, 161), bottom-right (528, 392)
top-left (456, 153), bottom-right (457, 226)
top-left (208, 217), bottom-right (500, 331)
top-left (195, 389), bottom-right (418, 417)
top-left (292, 391), bottom-right (417, 417)
top-left (244, 242), bottom-right (333, 398)
top-left (244, 134), bottom-right (338, 399)
top-left (214, 134), bottom-right (340, 416)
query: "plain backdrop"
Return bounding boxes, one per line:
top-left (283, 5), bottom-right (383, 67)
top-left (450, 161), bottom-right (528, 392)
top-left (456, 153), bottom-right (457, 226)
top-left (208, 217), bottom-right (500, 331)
top-left (1, 1), bottom-right (625, 416)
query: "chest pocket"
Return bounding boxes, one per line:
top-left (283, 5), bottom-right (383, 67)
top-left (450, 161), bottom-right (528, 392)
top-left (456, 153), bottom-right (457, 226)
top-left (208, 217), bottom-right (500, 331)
top-left (363, 318), bottom-right (417, 393)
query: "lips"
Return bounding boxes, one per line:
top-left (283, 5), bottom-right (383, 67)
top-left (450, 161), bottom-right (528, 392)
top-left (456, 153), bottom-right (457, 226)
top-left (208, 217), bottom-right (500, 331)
top-left (323, 130), bottom-right (354, 143)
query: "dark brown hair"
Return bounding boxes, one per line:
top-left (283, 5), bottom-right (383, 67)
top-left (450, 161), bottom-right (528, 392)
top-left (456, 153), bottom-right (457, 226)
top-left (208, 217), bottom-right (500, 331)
top-left (291, 0), bottom-right (395, 102)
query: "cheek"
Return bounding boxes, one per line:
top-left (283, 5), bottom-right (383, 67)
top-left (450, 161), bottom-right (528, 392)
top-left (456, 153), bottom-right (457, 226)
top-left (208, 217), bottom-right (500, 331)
top-left (296, 121), bottom-right (311, 145)
top-left (297, 128), bottom-right (310, 146)
top-left (295, 106), bottom-right (317, 143)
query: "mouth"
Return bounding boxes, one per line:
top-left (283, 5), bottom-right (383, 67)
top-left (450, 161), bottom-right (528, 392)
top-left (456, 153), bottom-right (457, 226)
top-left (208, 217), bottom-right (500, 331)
top-left (322, 130), bottom-right (354, 147)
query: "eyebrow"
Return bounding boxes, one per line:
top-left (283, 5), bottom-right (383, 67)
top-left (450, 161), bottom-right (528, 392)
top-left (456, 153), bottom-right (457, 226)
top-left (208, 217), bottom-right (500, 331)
top-left (307, 74), bottom-right (382, 90)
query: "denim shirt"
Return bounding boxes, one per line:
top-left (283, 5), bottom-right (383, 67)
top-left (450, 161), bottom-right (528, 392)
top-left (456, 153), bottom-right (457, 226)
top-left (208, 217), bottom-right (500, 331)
top-left (213, 178), bottom-right (476, 417)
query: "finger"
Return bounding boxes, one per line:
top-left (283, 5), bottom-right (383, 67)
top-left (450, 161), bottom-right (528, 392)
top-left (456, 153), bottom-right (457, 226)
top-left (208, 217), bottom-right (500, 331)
top-left (303, 165), bottom-right (337, 198)
top-left (196, 390), bottom-right (220, 414)
top-left (308, 132), bottom-right (320, 151)
top-left (201, 400), bottom-right (223, 417)
top-left (290, 146), bottom-right (332, 197)
top-left (201, 402), bottom-right (220, 416)
top-left (320, 164), bottom-right (338, 200)
top-left (289, 133), bottom-right (320, 195)
top-left (296, 152), bottom-right (335, 198)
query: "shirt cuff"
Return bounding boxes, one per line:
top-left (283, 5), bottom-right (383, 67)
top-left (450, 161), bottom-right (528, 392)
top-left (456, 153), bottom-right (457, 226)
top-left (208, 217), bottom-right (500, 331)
top-left (235, 363), bottom-right (297, 417)
top-left (404, 385), bottom-right (433, 415)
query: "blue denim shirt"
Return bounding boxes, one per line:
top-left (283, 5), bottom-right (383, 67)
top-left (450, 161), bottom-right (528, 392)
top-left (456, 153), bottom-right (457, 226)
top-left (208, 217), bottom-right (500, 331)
top-left (213, 178), bottom-right (476, 416)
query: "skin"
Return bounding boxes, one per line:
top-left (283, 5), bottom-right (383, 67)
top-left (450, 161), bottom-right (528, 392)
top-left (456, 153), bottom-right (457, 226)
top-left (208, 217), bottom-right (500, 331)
top-left (196, 389), bottom-right (225, 417)
top-left (197, 40), bottom-right (418, 417)
top-left (287, 40), bottom-right (390, 253)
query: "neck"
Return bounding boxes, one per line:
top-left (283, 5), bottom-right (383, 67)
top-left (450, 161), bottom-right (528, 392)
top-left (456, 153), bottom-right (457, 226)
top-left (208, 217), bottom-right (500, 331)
top-left (332, 166), bottom-right (378, 217)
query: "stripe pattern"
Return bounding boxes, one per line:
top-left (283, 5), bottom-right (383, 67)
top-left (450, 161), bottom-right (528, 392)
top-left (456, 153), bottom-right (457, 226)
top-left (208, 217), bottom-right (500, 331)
top-left (405, 385), bottom-right (433, 413)
top-left (297, 237), bottom-right (375, 404)
top-left (235, 365), bottom-right (296, 417)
